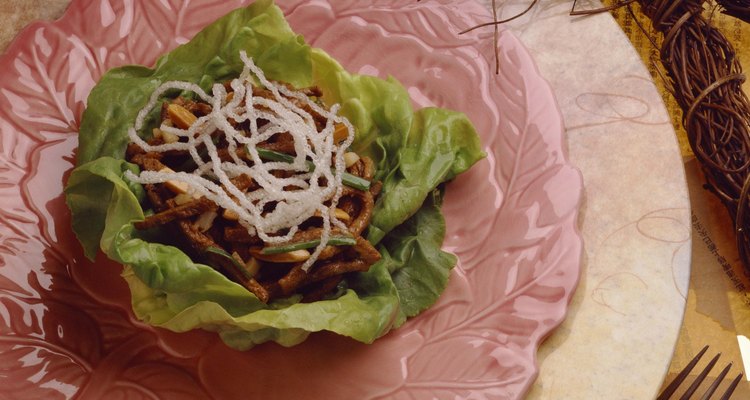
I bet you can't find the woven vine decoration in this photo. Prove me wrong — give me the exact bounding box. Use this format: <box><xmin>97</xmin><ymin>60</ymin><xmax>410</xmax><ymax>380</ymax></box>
<box><xmin>718</xmin><ymin>0</ymin><xmax>750</xmax><ymax>22</ymax></box>
<box><xmin>617</xmin><ymin>0</ymin><xmax>750</xmax><ymax>274</ymax></box>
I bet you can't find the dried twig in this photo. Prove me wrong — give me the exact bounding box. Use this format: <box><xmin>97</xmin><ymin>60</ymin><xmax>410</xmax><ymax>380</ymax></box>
<box><xmin>717</xmin><ymin>0</ymin><xmax>750</xmax><ymax>22</ymax></box>
<box><xmin>458</xmin><ymin>0</ymin><xmax>540</xmax><ymax>74</ymax></box>
<box><xmin>570</xmin><ymin>0</ymin><xmax>637</xmax><ymax>16</ymax></box>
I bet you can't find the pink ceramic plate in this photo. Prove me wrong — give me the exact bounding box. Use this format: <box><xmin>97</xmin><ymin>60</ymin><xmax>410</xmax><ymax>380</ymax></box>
<box><xmin>0</xmin><ymin>0</ymin><xmax>582</xmax><ymax>398</ymax></box>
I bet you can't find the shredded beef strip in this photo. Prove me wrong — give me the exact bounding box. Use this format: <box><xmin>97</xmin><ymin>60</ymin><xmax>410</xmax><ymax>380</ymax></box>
<box><xmin>302</xmin><ymin>276</ymin><xmax>343</xmax><ymax>303</ymax></box>
<box><xmin>134</xmin><ymin>197</ymin><xmax>215</xmax><ymax>230</ymax></box>
<box><xmin>128</xmin><ymin>91</ymin><xmax>383</xmax><ymax>303</ymax></box>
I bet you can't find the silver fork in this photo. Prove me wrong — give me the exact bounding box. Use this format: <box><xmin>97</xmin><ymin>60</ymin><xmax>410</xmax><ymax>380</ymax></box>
<box><xmin>656</xmin><ymin>346</ymin><xmax>744</xmax><ymax>400</ymax></box>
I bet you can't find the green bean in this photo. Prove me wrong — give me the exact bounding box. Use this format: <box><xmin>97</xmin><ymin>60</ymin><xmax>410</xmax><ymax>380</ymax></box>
<box><xmin>253</xmin><ymin>147</ymin><xmax>371</xmax><ymax>191</ymax></box>
<box><xmin>205</xmin><ymin>246</ymin><xmax>254</xmax><ymax>280</ymax></box>
<box><xmin>260</xmin><ymin>236</ymin><xmax>357</xmax><ymax>255</ymax></box>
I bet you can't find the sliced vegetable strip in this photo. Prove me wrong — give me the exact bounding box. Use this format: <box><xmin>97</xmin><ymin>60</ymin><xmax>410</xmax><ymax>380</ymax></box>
<box><xmin>255</xmin><ymin>147</ymin><xmax>371</xmax><ymax>191</ymax></box>
<box><xmin>260</xmin><ymin>236</ymin><xmax>357</xmax><ymax>255</ymax></box>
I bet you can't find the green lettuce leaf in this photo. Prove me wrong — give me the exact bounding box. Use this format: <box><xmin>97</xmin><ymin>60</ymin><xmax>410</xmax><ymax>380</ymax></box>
<box><xmin>367</xmin><ymin>107</ymin><xmax>484</xmax><ymax>244</ymax></box>
<box><xmin>65</xmin><ymin>1</ymin><xmax>484</xmax><ymax>349</ymax></box>
<box><xmin>376</xmin><ymin>189</ymin><xmax>457</xmax><ymax>326</ymax></box>
<box><xmin>76</xmin><ymin>0</ymin><xmax>313</xmax><ymax>165</ymax></box>
<box><xmin>64</xmin><ymin>157</ymin><xmax>144</xmax><ymax>259</ymax></box>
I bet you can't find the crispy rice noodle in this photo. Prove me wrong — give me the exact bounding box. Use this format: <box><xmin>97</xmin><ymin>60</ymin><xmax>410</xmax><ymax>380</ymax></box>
<box><xmin>124</xmin><ymin>52</ymin><xmax>380</xmax><ymax>302</ymax></box>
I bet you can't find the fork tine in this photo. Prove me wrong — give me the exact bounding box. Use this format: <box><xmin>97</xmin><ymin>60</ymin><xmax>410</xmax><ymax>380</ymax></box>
<box><xmin>679</xmin><ymin>353</ymin><xmax>721</xmax><ymax>400</ymax></box>
<box><xmin>657</xmin><ymin>345</ymin><xmax>709</xmax><ymax>400</ymax></box>
<box><xmin>717</xmin><ymin>372</ymin><xmax>743</xmax><ymax>400</ymax></box>
<box><xmin>699</xmin><ymin>363</ymin><xmax>732</xmax><ymax>400</ymax></box>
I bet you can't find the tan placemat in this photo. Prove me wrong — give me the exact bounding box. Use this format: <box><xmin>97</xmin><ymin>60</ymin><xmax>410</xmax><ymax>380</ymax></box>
<box><xmin>0</xmin><ymin>0</ymin><xmax>69</xmax><ymax>53</ymax></box>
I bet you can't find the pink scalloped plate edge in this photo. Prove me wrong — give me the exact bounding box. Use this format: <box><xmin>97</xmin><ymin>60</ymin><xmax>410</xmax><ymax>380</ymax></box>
<box><xmin>0</xmin><ymin>0</ymin><xmax>582</xmax><ymax>399</ymax></box>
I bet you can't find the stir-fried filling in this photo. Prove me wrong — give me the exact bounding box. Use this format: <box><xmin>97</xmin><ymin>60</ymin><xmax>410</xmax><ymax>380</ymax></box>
<box><xmin>124</xmin><ymin>52</ymin><xmax>382</xmax><ymax>303</ymax></box>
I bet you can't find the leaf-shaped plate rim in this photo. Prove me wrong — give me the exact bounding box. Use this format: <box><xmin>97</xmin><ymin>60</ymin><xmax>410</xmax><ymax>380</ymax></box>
<box><xmin>0</xmin><ymin>0</ymin><xmax>583</xmax><ymax>398</ymax></box>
